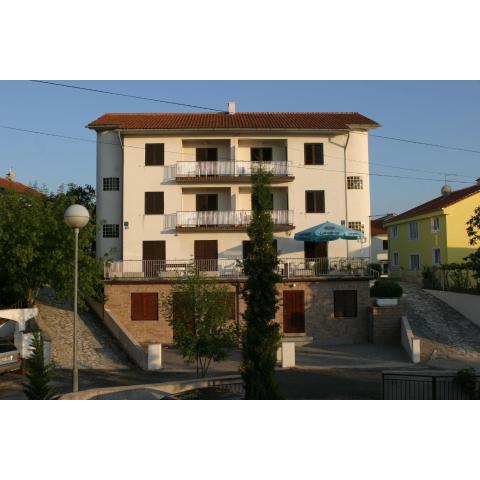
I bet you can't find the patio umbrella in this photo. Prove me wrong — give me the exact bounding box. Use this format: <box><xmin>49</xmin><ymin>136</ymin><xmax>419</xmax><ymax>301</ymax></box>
<box><xmin>294</xmin><ymin>221</ymin><xmax>364</xmax><ymax>242</ymax></box>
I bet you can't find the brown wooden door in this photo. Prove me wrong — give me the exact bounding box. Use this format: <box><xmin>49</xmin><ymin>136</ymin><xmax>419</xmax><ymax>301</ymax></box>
<box><xmin>143</xmin><ymin>241</ymin><xmax>166</xmax><ymax>276</ymax></box>
<box><xmin>283</xmin><ymin>290</ymin><xmax>305</xmax><ymax>333</ymax></box>
<box><xmin>304</xmin><ymin>241</ymin><xmax>328</xmax><ymax>259</ymax></box>
<box><xmin>194</xmin><ymin>240</ymin><xmax>218</xmax><ymax>271</ymax></box>
<box><xmin>196</xmin><ymin>194</ymin><xmax>218</xmax><ymax>211</ymax></box>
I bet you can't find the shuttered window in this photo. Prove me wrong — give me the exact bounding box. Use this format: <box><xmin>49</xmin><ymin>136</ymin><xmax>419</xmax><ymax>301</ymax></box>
<box><xmin>334</xmin><ymin>290</ymin><xmax>357</xmax><ymax>318</ymax></box>
<box><xmin>305</xmin><ymin>190</ymin><xmax>325</xmax><ymax>213</ymax></box>
<box><xmin>251</xmin><ymin>147</ymin><xmax>273</xmax><ymax>162</ymax></box>
<box><xmin>145</xmin><ymin>144</ymin><xmax>164</xmax><ymax>166</ymax></box>
<box><xmin>145</xmin><ymin>192</ymin><xmax>164</xmax><ymax>214</ymax></box>
<box><xmin>304</xmin><ymin>143</ymin><xmax>324</xmax><ymax>165</ymax></box>
<box><xmin>131</xmin><ymin>293</ymin><xmax>158</xmax><ymax>321</ymax></box>
<box><xmin>196</xmin><ymin>148</ymin><xmax>218</xmax><ymax>161</ymax></box>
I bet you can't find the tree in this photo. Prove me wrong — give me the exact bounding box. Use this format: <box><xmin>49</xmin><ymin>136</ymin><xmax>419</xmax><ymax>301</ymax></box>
<box><xmin>465</xmin><ymin>206</ymin><xmax>480</xmax><ymax>281</ymax></box>
<box><xmin>163</xmin><ymin>269</ymin><xmax>238</xmax><ymax>377</ymax></box>
<box><xmin>23</xmin><ymin>331</ymin><xmax>57</xmax><ymax>400</ymax></box>
<box><xmin>240</xmin><ymin>169</ymin><xmax>282</xmax><ymax>399</ymax></box>
<box><xmin>0</xmin><ymin>183</ymin><xmax>103</xmax><ymax>308</ymax></box>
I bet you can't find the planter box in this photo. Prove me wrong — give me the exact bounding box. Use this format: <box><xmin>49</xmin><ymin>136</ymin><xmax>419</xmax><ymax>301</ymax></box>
<box><xmin>376</xmin><ymin>298</ymin><xmax>399</xmax><ymax>306</ymax></box>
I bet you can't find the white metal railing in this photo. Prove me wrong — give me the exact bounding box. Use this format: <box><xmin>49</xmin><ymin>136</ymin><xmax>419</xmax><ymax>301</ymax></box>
<box><xmin>104</xmin><ymin>257</ymin><xmax>372</xmax><ymax>280</ymax></box>
<box><xmin>175</xmin><ymin>161</ymin><xmax>291</xmax><ymax>177</ymax></box>
<box><xmin>176</xmin><ymin>210</ymin><xmax>293</xmax><ymax>228</ymax></box>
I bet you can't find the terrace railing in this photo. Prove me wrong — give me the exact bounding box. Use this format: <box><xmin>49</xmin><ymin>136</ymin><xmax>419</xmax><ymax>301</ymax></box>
<box><xmin>176</xmin><ymin>210</ymin><xmax>293</xmax><ymax>228</ymax></box>
<box><xmin>175</xmin><ymin>161</ymin><xmax>291</xmax><ymax>178</ymax></box>
<box><xmin>104</xmin><ymin>257</ymin><xmax>372</xmax><ymax>280</ymax></box>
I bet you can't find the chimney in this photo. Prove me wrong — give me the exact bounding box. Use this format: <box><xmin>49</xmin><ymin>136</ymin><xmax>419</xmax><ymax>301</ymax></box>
<box><xmin>228</xmin><ymin>101</ymin><xmax>236</xmax><ymax>115</ymax></box>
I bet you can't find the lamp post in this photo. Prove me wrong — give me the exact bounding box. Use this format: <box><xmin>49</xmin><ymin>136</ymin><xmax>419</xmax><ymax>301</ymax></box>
<box><xmin>64</xmin><ymin>204</ymin><xmax>90</xmax><ymax>393</ymax></box>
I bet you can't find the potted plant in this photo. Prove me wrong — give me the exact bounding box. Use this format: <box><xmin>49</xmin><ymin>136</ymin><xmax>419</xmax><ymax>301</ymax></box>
<box><xmin>370</xmin><ymin>279</ymin><xmax>403</xmax><ymax>306</ymax></box>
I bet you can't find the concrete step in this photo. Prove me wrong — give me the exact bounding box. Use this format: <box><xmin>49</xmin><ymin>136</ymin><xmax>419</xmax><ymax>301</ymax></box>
<box><xmin>282</xmin><ymin>334</ymin><xmax>313</xmax><ymax>347</ymax></box>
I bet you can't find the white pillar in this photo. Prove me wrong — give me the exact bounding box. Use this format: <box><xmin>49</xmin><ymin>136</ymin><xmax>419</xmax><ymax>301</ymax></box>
<box><xmin>147</xmin><ymin>344</ymin><xmax>162</xmax><ymax>370</ymax></box>
<box><xmin>281</xmin><ymin>342</ymin><xmax>295</xmax><ymax>368</ymax></box>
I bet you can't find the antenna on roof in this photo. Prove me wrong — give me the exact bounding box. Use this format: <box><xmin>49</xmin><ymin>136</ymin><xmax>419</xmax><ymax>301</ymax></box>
<box><xmin>441</xmin><ymin>175</ymin><xmax>452</xmax><ymax>196</ymax></box>
<box><xmin>5</xmin><ymin>167</ymin><xmax>15</xmax><ymax>181</ymax></box>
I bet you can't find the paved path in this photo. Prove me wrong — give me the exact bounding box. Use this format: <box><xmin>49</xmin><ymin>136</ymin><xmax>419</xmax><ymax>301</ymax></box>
<box><xmin>425</xmin><ymin>289</ymin><xmax>480</xmax><ymax>328</ymax></box>
<box><xmin>400</xmin><ymin>282</ymin><xmax>480</xmax><ymax>363</ymax></box>
<box><xmin>35</xmin><ymin>288</ymin><xmax>132</xmax><ymax>370</ymax></box>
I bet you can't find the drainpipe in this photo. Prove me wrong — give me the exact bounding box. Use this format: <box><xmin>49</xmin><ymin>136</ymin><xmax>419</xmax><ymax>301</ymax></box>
<box><xmin>343</xmin><ymin>132</ymin><xmax>350</xmax><ymax>257</ymax></box>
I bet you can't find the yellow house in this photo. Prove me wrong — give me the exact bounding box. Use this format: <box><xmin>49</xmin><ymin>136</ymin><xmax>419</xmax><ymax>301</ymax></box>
<box><xmin>384</xmin><ymin>182</ymin><xmax>480</xmax><ymax>280</ymax></box>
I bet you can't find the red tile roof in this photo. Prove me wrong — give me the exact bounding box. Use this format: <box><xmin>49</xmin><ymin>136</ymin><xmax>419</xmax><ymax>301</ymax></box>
<box><xmin>0</xmin><ymin>178</ymin><xmax>41</xmax><ymax>196</ymax></box>
<box><xmin>385</xmin><ymin>184</ymin><xmax>480</xmax><ymax>224</ymax></box>
<box><xmin>371</xmin><ymin>214</ymin><xmax>396</xmax><ymax>235</ymax></box>
<box><xmin>87</xmin><ymin>112</ymin><xmax>379</xmax><ymax>131</ymax></box>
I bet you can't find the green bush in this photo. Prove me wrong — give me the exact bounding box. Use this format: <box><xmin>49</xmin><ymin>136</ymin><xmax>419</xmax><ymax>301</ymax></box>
<box><xmin>370</xmin><ymin>279</ymin><xmax>403</xmax><ymax>298</ymax></box>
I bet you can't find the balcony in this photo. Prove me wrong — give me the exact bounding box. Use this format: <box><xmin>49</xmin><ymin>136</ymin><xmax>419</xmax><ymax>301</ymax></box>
<box><xmin>175</xmin><ymin>209</ymin><xmax>294</xmax><ymax>232</ymax></box>
<box><xmin>175</xmin><ymin>161</ymin><xmax>294</xmax><ymax>183</ymax></box>
<box><xmin>104</xmin><ymin>257</ymin><xmax>374</xmax><ymax>280</ymax></box>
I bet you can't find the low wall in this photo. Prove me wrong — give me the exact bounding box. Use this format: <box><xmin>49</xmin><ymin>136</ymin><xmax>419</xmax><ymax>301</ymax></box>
<box><xmin>86</xmin><ymin>297</ymin><xmax>148</xmax><ymax>370</ymax></box>
<box><xmin>60</xmin><ymin>374</ymin><xmax>243</xmax><ymax>400</ymax></box>
<box><xmin>368</xmin><ymin>305</ymin><xmax>402</xmax><ymax>345</ymax></box>
<box><xmin>401</xmin><ymin>316</ymin><xmax>420</xmax><ymax>363</ymax></box>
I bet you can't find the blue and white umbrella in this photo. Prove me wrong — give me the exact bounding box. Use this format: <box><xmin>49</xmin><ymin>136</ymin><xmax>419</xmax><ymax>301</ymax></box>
<box><xmin>294</xmin><ymin>221</ymin><xmax>364</xmax><ymax>242</ymax></box>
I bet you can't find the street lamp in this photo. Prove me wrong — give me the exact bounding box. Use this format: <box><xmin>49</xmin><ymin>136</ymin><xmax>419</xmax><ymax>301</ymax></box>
<box><xmin>64</xmin><ymin>204</ymin><xmax>90</xmax><ymax>393</ymax></box>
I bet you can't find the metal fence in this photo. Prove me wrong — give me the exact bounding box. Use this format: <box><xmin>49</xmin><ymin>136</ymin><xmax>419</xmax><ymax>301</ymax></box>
<box><xmin>382</xmin><ymin>372</ymin><xmax>480</xmax><ymax>400</ymax></box>
<box><xmin>104</xmin><ymin>257</ymin><xmax>372</xmax><ymax>280</ymax></box>
<box><xmin>176</xmin><ymin>209</ymin><xmax>293</xmax><ymax>228</ymax></box>
<box><xmin>175</xmin><ymin>161</ymin><xmax>291</xmax><ymax>177</ymax></box>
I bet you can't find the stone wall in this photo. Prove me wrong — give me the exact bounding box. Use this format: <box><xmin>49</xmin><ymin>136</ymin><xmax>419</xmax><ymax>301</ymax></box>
<box><xmin>104</xmin><ymin>278</ymin><xmax>372</xmax><ymax>347</ymax></box>
<box><xmin>368</xmin><ymin>305</ymin><xmax>403</xmax><ymax>345</ymax></box>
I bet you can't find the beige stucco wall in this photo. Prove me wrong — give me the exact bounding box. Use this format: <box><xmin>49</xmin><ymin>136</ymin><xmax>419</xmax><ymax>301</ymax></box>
<box><xmin>96</xmin><ymin>131</ymin><xmax>372</xmax><ymax>261</ymax></box>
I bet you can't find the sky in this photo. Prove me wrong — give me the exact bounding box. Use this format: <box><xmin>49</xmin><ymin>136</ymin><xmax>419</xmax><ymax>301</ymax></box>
<box><xmin>0</xmin><ymin>80</ymin><xmax>479</xmax><ymax>215</ymax></box>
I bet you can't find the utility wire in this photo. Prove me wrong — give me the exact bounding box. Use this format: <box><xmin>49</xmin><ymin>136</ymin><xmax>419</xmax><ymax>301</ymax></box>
<box><xmin>30</xmin><ymin>80</ymin><xmax>480</xmax><ymax>157</ymax></box>
<box><xmin>30</xmin><ymin>80</ymin><xmax>226</xmax><ymax>113</ymax></box>
<box><xmin>0</xmin><ymin>123</ymin><xmax>474</xmax><ymax>185</ymax></box>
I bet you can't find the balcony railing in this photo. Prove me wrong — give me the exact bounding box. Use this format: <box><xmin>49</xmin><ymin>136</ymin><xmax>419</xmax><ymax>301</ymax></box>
<box><xmin>176</xmin><ymin>210</ymin><xmax>293</xmax><ymax>230</ymax></box>
<box><xmin>104</xmin><ymin>257</ymin><xmax>373</xmax><ymax>280</ymax></box>
<box><xmin>175</xmin><ymin>161</ymin><xmax>292</xmax><ymax>179</ymax></box>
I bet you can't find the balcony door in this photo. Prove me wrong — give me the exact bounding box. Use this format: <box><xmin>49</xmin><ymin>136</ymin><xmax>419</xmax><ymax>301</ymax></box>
<box><xmin>304</xmin><ymin>241</ymin><xmax>328</xmax><ymax>259</ymax></box>
<box><xmin>194</xmin><ymin>240</ymin><xmax>218</xmax><ymax>271</ymax></box>
<box><xmin>143</xmin><ymin>240</ymin><xmax>166</xmax><ymax>276</ymax></box>
<box><xmin>196</xmin><ymin>194</ymin><xmax>218</xmax><ymax>226</ymax></box>
<box><xmin>196</xmin><ymin>148</ymin><xmax>218</xmax><ymax>176</ymax></box>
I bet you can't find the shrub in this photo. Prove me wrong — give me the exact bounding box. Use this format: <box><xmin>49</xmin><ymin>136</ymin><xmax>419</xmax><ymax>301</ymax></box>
<box><xmin>370</xmin><ymin>279</ymin><xmax>403</xmax><ymax>298</ymax></box>
<box><xmin>368</xmin><ymin>263</ymin><xmax>382</xmax><ymax>275</ymax></box>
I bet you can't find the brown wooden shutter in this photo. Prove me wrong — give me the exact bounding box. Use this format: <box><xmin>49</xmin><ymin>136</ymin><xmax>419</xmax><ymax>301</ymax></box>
<box><xmin>334</xmin><ymin>290</ymin><xmax>357</xmax><ymax>318</ymax></box>
<box><xmin>306</xmin><ymin>191</ymin><xmax>314</xmax><ymax>212</ymax></box>
<box><xmin>145</xmin><ymin>144</ymin><xmax>164</xmax><ymax>166</ymax></box>
<box><xmin>131</xmin><ymin>293</ymin><xmax>158</xmax><ymax>321</ymax></box>
<box><xmin>145</xmin><ymin>192</ymin><xmax>164</xmax><ymax>214</ymax></box>
<box><xmin>143</xmin><ymin>241</ymin><xmax>166</xmax><ymax>260</ymax></box>
<box><xmin>316</xmin><ymin>191</ymin><xmax>325</xmax><ymax>213</ymax></box>
<box><xmin>304</xmin><ymin>144</ymin><xmax>313</xmax><ymax>165</ymax></box>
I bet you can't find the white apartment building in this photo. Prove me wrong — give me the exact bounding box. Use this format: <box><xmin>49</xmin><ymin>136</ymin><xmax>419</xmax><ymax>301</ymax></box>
<box><xmin>88</xmin><ymin>105</ymin><xmax>379</xmax><ymax>271</ymax></box>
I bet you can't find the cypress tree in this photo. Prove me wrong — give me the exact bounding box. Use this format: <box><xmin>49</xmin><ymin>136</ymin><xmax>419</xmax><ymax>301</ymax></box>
<box><xmin>241</xmin><ymin>169</ymin><xmax>282</xmax><ymax>399</ymax></box>
<box><xmin>23</xmin><ymin>331</ymin><xmax>57</xmax><ymax>400</ymax></box>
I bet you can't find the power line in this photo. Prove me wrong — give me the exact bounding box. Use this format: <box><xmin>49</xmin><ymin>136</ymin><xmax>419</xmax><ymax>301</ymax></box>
<box><xmin>29</xmin><ymin>81</ymin><xmax>480</xmax><ymax>156</ymax></box>
<box><xmin>0</xmin><ymin>123</ymin><xmax>474</xmax><ymax>185</ymax></box>
<box><xmin>30</xmin><ymin>80</ymin><xmax>226</xmax><ymax>113</ymax></box>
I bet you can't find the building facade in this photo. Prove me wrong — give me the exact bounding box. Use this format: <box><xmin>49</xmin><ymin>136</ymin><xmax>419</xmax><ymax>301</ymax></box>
<box><xmin>385</xmin><ymin>183</ymin><xmax>480</xmax><ymax>280</ymax></box>
<box><xmin>87</xmin><ymin>107</ymin><xmax>380</xmax><ymax>349</ymax></box>
<box><xmin>370</xmin><ymin>214</ymin><xmax>395</xmax><ymax>275</ymax></box>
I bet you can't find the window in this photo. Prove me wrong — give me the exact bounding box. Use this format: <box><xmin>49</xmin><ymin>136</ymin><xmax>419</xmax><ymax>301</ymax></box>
<box><xmin>103</xmin><ymin>177</ymin><xmax>120</xmax><ymax>191</ymax></box>
<box><xmin>393</xmin><ymin>252</ymin><xmax>399</xmax><ymax>266</ymax></box>
<box><xmin>433</xmin><ymin>248</ymin><xmax>441</xmax><ymax>266</ymax></box>
<box><xmin>391</xmin><ymin>226</ymin><xmax>398</xmax><ymax>239</ymax></box>
<box><xmin>382</xmin><ymin>239</ymin><xmax>389</xmax><ymax>250</ymax></box>
<box><xmin>251</xmin><ymin>147</ymin><xmax>272</xmax><ymax>162</ymax></box>
<box><xmin>194</xmin><ymin>240</ymin><xmax>218</xmax><ymax>271</ymax></box>
<box><xmin>409</xmin><ymin>222</ymin><xmax>419</xmax><ymax>240</ymax></box>
<box><xmin>131</xmin><ymin>293</ymin><xmax>158</xmax><ymax>321</ymax></box>
<box><xmin>409</xmin><ymin>254</ymin><xmax>420</xmax><ymax>271</ymax></box>
<box><xmin>304</xmin><ymin>143</ymin><xmax>324</xmax><ymax>165</ymax></box>
<box><xmin>431</xmin><ymin>216</ymin><xmax>440</xmax><ymax>233</ymax></box>
<box><xmin>145</xmin><ymin>143</ymin><xmax>164</xmax><ymax>166</ymax></box>
<box><xmin>348</xmin><ymin>221</ymin><xmax>364</xmax><ymax>233</ymax></box>
<box><xmin>196</xmin><ymin>148</ymin><xmax>218</xmax><ymax>162</ymax></box>
<box><xmin>334</xmin><ymin>290</ymin><xmax>357</xmax><ymax>318</ymax></box>
<box><xmin>196</xmin><ymin>194</ymin><xmax>218</xmax><ymax>211</ymax></box>
<box><xmin>347</xmin><ymin>176</ymin><xmax>363</xmax><ymax>190</ymax></box>
<box><xmin>145</xmin><ymin>192</ymin><xmax>164</xmax><ymax>215</ymax></box>
<box><xmin>305</xmin><ymin>190</ymin><xmax>325</xmax><ymax>213</ymax></box>
<box><xmin>102</xmin><ymin>224</ymin><xmax>119</xmax><ymax>238</ymax></box>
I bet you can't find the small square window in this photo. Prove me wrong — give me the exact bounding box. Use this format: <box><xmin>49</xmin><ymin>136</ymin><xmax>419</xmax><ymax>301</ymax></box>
<box><xmin>145</xmin><ymin>144</ymin><xmax>164</xmax><ymax>166</ymax></box>
<box><xmin>103</xmin><ymin>177</ymin><xmax>120</xmax><ymax>191</ymax></box>
<box><xmin>304</xmin><ymin>143</ymin><xmax>324</xmax><ymax>165</ymax></box>
<box><xmin>102</xmin><ymin>224</ymin><xmax>119</xmax><ymax>238</ymax></box>
<box><xmin>348</xmin><ymin>221</ymin><xmax>364</xmax><ymax>233</ymax></box>
<box><xmin>347</xmin><ymin>176</ymin><xmax>363</xmax><ymax>190</ymax></box>
<box><xmin>334</xmin><ymin>290</ymin><xmax>357</xmax><ymax>318</ymax></box>
<box><xmin>305</xmin><ymin>190</ymin><xmax>325</xmax><ymax>213</ymax></box>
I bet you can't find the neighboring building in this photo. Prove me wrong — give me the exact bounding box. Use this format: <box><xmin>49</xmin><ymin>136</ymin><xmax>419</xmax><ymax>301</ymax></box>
<box><xmin>87</xmin><ymin>106</ymin><xmax>380</xmax><ymax>348</ymax></box>
<box><xmin>0</xmin><ymin>171</ymin><xmax>41</xmax><ymax>197</ymax></box>
<box><xmin>384</xmin><ymin>182</ymin><xmax>480</xmax><ymax>281</ymax></box>
<box><xmin>370</xmin><ymin>214</ymin><xmax>396</xmax><ymax>275</ymax></box>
